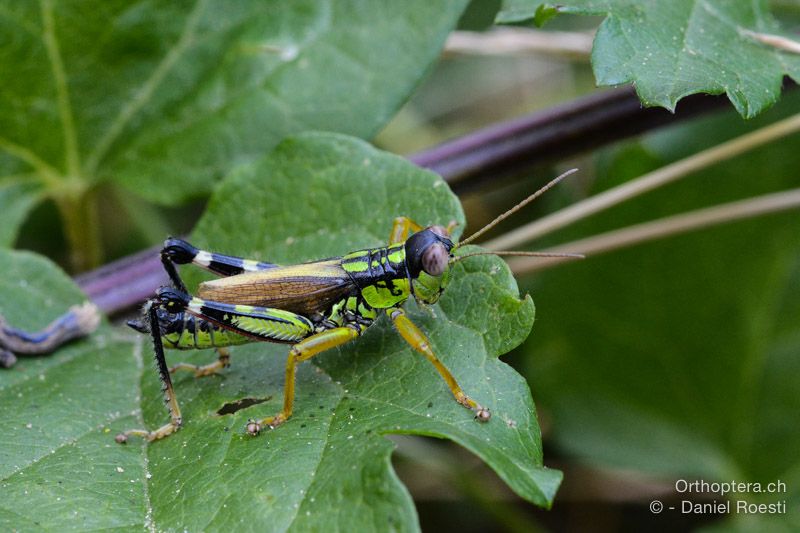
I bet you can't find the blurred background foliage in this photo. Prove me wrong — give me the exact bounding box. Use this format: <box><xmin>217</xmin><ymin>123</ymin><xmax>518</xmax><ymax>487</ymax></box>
<box><xmin>377</xmin><ymin>4</ymin><xmax>800</xmax><ymax>532</ymax></box>
<box><xmin>3</xmin><ymin>0</ymin><xmax>800</xmax><ymax>531</ymax></box>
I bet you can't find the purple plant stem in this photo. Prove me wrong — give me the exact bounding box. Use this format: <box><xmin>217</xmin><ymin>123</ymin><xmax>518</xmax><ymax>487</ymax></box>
<box><xmin>77</xmin><ymin>86</ymin><xmax>731</xmax><ymax>316</ymax></box>
<box><xmin>74</xmin><ymin>245</ymin><xmax>168</xmax><ymax>316</ymax></box>
<box><xmin>411</xmin><ymin>86</ymin><xmax>729</xmax><ymax>192</ymax></box>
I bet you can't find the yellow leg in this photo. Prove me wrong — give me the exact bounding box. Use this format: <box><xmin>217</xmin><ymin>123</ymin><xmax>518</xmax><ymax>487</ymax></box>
<box><xmin>169</xmin><ymin>347</ymin><xmax>231</xmax><ymax>377</ymax></box>
<box><xmin>389</xmin><ymin>216</ymin><xmax>424</xmax><ymax>244</ymax></box>
<box><xmin>115</xmin><ymin>370</ymin><xmax>183</xmax><ymax>443</ymax></box>
<box><xmin>246</xmin><ymin>327</ymin><xmax>360</xmax><ymax>435</ymax></box>
<box><xmin>388</xmin><ymin>308</ymin><xmax>490</xmax><ymax>421</ymax></box>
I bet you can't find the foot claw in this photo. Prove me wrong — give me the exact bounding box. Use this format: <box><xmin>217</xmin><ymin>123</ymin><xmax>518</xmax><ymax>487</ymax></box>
<box><xmin>456</xmin><ymin>394</ymin><xmax>491</xmax><ymax>422</ymax></box>
<box><xmin>475</xmin><ymin>407</ymin><xmax>491</xmax><ymax>422</ymax></box>
<box><xmin>246</xmin><ymin>420</ymin><xmax>261</xmax><ymax>436</ymax></box>
<box><xmin>246</xmin><ymin>414</ymin><xmax>286</xmax><ymax>435</ymax></box>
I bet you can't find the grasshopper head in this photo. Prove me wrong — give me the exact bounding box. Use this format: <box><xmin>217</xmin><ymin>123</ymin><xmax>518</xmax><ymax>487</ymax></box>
<box><xmin>127</xmin><ymin>289</ymin><xmax>189</xmax><ymax>334</ymax></box>
<box><xmin>405</xmin><ymin>225</ymin><xmax>454</xmax><ymax>305</ymax></box>
<box><xmin>403</xmin><ymin>170</ymin><xmax>586</xmax><ymax>306</ymax></box>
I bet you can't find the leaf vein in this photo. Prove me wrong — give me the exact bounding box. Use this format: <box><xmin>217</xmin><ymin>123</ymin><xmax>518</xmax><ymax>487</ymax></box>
<box><xmin>85</xmin><ymin>0</ymin><xmax>207</xmax><ymax>174</ymax></box>
<box><xmin>40</xmin><ymin>0</ymin><xmax>80</xmax><ymax>177</ymax></box>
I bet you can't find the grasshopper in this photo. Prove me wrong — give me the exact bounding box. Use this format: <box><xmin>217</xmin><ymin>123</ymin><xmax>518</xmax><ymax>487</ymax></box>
<box><xmin>117</xmin><ymin>171</ymin><xmax>581</xmax><ymax>443</ymax></box>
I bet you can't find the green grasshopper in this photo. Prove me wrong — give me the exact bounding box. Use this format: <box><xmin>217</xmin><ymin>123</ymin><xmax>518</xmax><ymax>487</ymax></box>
<box><xmin>116</xmin><ymin>171</ymin><xmax>581</xmax><ymax>443</ymax></box>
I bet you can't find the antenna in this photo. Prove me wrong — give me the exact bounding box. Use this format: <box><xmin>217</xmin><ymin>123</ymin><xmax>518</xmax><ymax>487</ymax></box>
<box><xmin>459</xmin><ymin>168</ymin><xmax>578</xmax><ymax>246</ymax></box>
<box><xmin>451</xmin><ymin>250</ymin><xmax>584</xmax><ymax>264</ymax></box>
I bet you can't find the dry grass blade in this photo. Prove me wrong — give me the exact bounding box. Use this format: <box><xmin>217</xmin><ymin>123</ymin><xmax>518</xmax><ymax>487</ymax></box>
<box><xmin>483</xmin><ymin>113</ymin><xmax>800</xmax><ymax>251</ymax></box>
<box><xmin>507</xmin><ymin>188</ymin><xmax>800</xmax><ymax>275</ymax></box>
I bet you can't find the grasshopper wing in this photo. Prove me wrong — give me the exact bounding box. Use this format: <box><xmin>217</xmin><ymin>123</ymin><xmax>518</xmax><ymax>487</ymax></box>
<box><xmin>197</xmin><ymin>259</ymin><xmax>355</xmax><ymax>316</ymax></box>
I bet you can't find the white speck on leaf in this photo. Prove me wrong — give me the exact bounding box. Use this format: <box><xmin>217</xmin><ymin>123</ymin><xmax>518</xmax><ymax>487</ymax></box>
<box><xmin>280</xmin><ymin>44</ymin><xmax>299</xmax><ymax>61</ymax></box>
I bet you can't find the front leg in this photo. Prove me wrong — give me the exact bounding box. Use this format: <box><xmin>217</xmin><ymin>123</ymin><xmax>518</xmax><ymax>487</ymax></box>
<box><xmin>389</xmin><ymin>217</ymin><xmax>424</xmax><ymax>244</ymax></box>
<box><xmin>388</xmin><ymin>217</ymin><xmax>459</xmax><ymax>245</ymax></box>
<box><xmin>387</xmin><ymin>307</ymin><xmax>490</xmax><ymax>421</ymax></box>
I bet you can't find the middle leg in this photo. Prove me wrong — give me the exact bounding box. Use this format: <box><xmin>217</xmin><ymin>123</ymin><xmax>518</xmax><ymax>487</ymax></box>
<box><xmin>129</xmin><ymin>305</ymin><xmax>247</xmax><ymax>379</ymax></box>
<box><xmin>246</xmin><ymin>326</ymin><xmax>361</xmax><ymax>435</ymax></box>
<box><xmin>169</xmin><ymin>346</ymin><xmax>231</xmax><ymax>377</ymax></box>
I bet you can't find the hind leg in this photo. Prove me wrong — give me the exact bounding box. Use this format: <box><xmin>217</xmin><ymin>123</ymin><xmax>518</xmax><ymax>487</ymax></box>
<box><xmin>159</xmin><ymin>237</ymin><xmax>279</xmax><ymax>292</ymax></box>
<box><xmin>116</xmin><ymin>300</ymin><xmax>183</xmax><ymax>443</ymax></box>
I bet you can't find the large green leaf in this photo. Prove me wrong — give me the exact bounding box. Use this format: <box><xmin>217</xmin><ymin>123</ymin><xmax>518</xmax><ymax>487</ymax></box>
<box><xmin>0</xmin><ymin>250</ymin><xmax>142</xmax><ymax>529</ymax></box>
<box><xmin>0</xmin><ymin>133</ymin><xmax>558</xmax><ymax>531</ymax></box>
<box><xmin>497</xmin><ymin>1</ymin><xmax>800</xmax><ymax>118</ymax></box>
<box><xmin>0</xmin><ymin>178</ymin><xmax>43</xmax><ymax>247</ymax></box>
<box><xmin>520</xmin><ymin>100</ymin><xmax>800</xmax><ymax>528</ymax></box>
<box><xmin>0</xmin><ymin>0</ymin><xmax>468</xmax><ymax>241</ymax></box>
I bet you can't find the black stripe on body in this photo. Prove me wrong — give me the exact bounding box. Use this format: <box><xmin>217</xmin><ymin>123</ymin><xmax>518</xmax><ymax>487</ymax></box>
<box><xmin>314</xmin><ymin>293</ymin><xmax>377</xmax><ymax>332</ymax></box>
<box><xmin>191</xmin><ymin>300</ymin><xmax>312</xmax><ymax>344</ymax></box>
<box><xmin>343</xmin><ymin>248</ymin><xmax>409</xmax><ymax>289</ymax></box>
<box><xmin>198</xmin><ymin>302</ymin><xmax>293</xmax><ymax>326</ymax></box>
<box><xmin>156</xmin><ymin>309</ymin><xmax>216</xmax><ymax>349</ymax></box>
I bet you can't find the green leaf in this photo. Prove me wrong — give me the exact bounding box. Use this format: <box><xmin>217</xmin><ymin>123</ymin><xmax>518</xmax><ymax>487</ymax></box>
<box><xmin>177</xmin><ymin>132</ymin><xmax>555</xmax><ymax>525</ymax></box>
<box><xmin>458</xmin><ymin>0</ymin><xmax>503</xmax><ymax>31</ymax></box>
<box><xmin>0</xmin><ymin>178</ymin><xmax>43</xmax><ymax>247</ymax></box>
<box><xmin>497</xmin><ymin>1</ymin><xmax>800</xmax><ymax>117</ymax></box>
<box><xmin>0</xmin><ymin>0</ymin><xmax>468</xmax><ymax>227</ymax></box>
<box><xmin>0</xmin><ymin>134</ymin><xmax>559</xmax><ymax>531</ymax></box>
<box><xmin>0</xmin><ymin>250</ymin><xmax>143</xmax><ymax>529</ymax></box>
<box><xmin>497</xmin><ymin>1</ymin><xmax>559</xmax><ymax>26</ymax></box>
<box><xmin>521</xmin><ymin>102</ymin><xmax>800</xmax><ymax>528</ymax></box>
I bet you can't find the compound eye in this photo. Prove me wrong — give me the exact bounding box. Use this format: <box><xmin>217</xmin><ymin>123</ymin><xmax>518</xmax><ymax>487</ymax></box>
<box><xmin>421</xmin><ymin>243</ymin><xmax>448</xmax><ymax>276</ymax></box>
